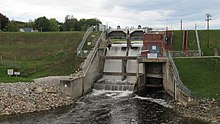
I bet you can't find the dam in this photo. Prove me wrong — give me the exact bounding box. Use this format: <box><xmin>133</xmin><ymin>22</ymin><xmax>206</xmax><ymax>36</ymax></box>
<box><xmin>60</xmin><ymin>27</ymin><xmax>192</xmax><ymax>105</ymax></box>
<box><xmin>0</xmin><ymin>27</ymin><xmax>202</xmax><ymax>124</ymax></box>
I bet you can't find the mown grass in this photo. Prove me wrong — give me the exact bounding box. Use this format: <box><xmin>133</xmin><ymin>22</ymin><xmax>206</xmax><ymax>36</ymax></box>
<box><xmin>174</xmin><ymin>58</ymin><xmax>220</xmax><ymax>99</ymax></box>
<box><xmin>172</xmin><ymin>30</ymin><xmax>183</xmax><ymax>51</ymax></box>
<box><xmin>0</xmin><ymin>32</ymin><xmax>85</xmax><ymax>82</ymax></box>
<box><xmin>173</xmin><ymin>30</ymin><xmax>220</xmax><ymax>55</ymax></box>
<box><xmin>82</xmin><ymin>32</ymin><xmax>101</xmax><ymax>51</ymax></box>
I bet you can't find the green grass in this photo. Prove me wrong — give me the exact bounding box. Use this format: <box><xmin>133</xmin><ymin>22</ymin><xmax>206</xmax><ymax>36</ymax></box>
<box><xmin>172</xmin><ymin>30</ymin><xmax>183</xmax><ymax>51</ymax></box>
<box><xmin>174</xmin><ymin>58</ymin><xmax>220</xmax><ymax>99</ymax></box>
<box><xmin>173</xmin><ymin>30</ymin><xmax>198</xmax><ymax>51</ymax></box>
<box><xmin>173</xmin><ymin>30</ymin><xmax>220</xmax><ymax>55</ymax></box>
<box><xmin>0</xmin><ymin>32</ymin><xmax>85</xmax><ymax>82</ymax></box>
<box><xmin>198</xmin><ymin>30</ymin><xmax>220</xmax><ymax>56</ymax></box>
<box><xmin>82</xmin><ymin>32</ymin><xmax>101</xmax><ymax>51</ymax></box>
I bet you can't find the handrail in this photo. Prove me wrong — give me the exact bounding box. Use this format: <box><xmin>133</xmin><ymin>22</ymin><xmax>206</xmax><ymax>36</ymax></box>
<box><xmin>94</xmin><ymin>30</ymin><xmax>105</xmax><ymax>48</ymax></box>
<box><xmin>170</xmin><ymin>50</ymin><xmax>200</xmax><ymax>57</ymax></box>
<box><xmin>77</xmin><ymin>26</ymin><xmax>94</xmax><ymax>56</ymax></box>
<box><xmin>167</xmin><ymin>51</ymin><xmax>191</xmax><ymax>96</ymax></box>
<box><xmin>82</xmin><ymin>31</ymin><xmax>106</xmax><ymax>75</ymax></box>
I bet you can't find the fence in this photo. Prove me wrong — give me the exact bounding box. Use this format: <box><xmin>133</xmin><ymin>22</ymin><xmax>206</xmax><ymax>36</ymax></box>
<box><xmin>170</xmin><ymin>50</ymin><xmax>201</xmax><ymax>57</ymax></box>
<box><xmin>167</xmin><ymin>51</ymin><xmax>191</xmax><ymax>96</ymax></box>
<box><xmin>0</xmin><ymin>56</ymin><xmax>20</xmax><ymax>67</ymax></box>
<box><xmin>77</xmin><ymin>26</ymin><xmax>94</xmax><ymax>56</ymax></box>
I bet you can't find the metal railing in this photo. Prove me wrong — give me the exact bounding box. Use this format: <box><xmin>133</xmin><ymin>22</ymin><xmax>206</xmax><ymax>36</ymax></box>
<box><xmin>94</xmin><ymin>30</ymin><xmax>105</xmax><ymax>48</ymax></box>
<box><xmin>167</xmin><ymin>51</ymin><xmax>191</xmax><ymax>96</ymax></box>
<box><xmin>81</xmin><ymin>31</ymin><xmax>106</xmax><ymax>73</ymax></box>
<box><xmin>77</xmin><ymin>26</ymin><xmax>94</xmax><ymax>56</ymax></box>
<box><xmin>170</xmin><ymin>50</ymin><xmax>201</xmax><ymax>57</ymax></box>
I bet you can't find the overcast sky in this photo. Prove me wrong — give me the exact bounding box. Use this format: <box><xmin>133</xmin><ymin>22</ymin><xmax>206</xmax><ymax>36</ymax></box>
<box><xmin>1</xmin><ymin>0</ymin><xmax>220</xmax><ymax>29</ymax></box>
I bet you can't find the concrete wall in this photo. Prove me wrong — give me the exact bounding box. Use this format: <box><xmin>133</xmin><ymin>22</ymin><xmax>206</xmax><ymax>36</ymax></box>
<box><xmin>83</xmin><ymin>48</ymin><xmax>106</xmax><ymax>93</ymax></box>
<box><xmin>60</xmin><ymin>77</ymin><xmax>83</xmax><ymax>99</ymax></box>
<box><xmin>60</xmin><ymin>48</ymin><xmax>106</xmax><ymax>99</ymax></box>
<box><xmin>163</xmin><ymin>61</ymin><xmax>191</xmax><ymax>104</ymax></box>
<box><xmin>163</xmin><ymin>62</ymin><xmax>175</xmax><ymax>98</ymax></box>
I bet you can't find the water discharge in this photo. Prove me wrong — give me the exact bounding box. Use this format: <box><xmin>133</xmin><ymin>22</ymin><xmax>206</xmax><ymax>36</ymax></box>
<box><xmin>96</xmin><ymin>44</ymin><xmax>143</xmax><ymax>91</ymax></box>
<box><xmin>0</xmin><ymin>90</ymin><xmax>207</xmax><ymax>124</ymax></box>
<box><xmin>103</xmin><ymin>44</ymin><xmax>127</xmax><ymax>81</ymax></box>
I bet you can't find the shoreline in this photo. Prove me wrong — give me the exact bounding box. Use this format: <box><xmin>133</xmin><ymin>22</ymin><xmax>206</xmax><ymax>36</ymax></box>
<box><xmin>0</xmin><ymin>76</ymin><xmax>75</xmax><ymax>116</ymax></box>
<box><xmin>0</xmin><ymin>80</ymin><xmax>219</xmax><ymax>123</ymax></box>
<box><xmin>169</xmin><ymin>98</ymin><xmax>220</xmax><ymax>123</ymax></box>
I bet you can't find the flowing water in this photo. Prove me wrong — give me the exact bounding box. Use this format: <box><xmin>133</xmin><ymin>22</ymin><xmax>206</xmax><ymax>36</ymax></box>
<box><xmin>103</xmin><ymin>44</ymin><xmax>127</xmax><ymax>81</ymax></box>
<box><xmin>126</xmin><ymin>44</ymin><xmax>143</xmax><ymax>83</ymax></box>
<box><xmin>97</xmin><ymin>44</ymin><xmax>143</xmax><ymax>91</ymax></box>
<box><xmin>0</xmin><ymin>90</ymin><xmax>207</xmax><ymax>124</ymax></box>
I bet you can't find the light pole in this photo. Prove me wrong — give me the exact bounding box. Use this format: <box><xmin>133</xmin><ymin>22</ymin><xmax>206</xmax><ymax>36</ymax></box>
<box><xmin>206</xmin><ymin>13</ymin><xmax>211</xmax><ymax>48</ymax></box>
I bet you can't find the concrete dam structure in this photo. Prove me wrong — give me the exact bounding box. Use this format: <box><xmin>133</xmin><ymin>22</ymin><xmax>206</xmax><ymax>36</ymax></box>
<box><xmin>60</xmin><ymin>27</ymin><xmax>193</xmax><ymax>105</ymax></box>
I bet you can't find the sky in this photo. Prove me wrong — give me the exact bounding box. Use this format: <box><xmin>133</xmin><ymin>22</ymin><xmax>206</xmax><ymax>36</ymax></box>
<box><xmin>1</xmin><ymin>0</ymin><xmax>220</xmax><ymax>30</ymax></box>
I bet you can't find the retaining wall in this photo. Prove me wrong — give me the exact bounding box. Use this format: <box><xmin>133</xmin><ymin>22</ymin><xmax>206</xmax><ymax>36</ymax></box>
<box><xmin>60</xmin><ymin>47</ymin><xmax>106</xmax><ymax>99</ymax></box>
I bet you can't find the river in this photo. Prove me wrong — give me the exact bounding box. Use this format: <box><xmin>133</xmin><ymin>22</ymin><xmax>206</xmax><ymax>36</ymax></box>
<box><xmin>0</xmin><ymin>89</ymin><xmax>208</xmax><ymax>124</ymax></box>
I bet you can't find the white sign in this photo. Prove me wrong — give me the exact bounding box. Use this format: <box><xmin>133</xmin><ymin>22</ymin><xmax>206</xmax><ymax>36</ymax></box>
<box><xmin>14</xmin><ymin>72</ymin><xmax>20</xmax><ymax>76</ymax></box>
<box><xmin>152</xmin><ymin>46</ymin><xmax>157</xmax><ymax>50</ymax></box>
<box><xmin>7</xmin><ymin>69</ymin><xmax>14</xmax><ymax>76</ymax></box>
<box><xmin>147</xmin><ymin>53</ymin><xmax>158</xmax><ymax>59</ymax></box>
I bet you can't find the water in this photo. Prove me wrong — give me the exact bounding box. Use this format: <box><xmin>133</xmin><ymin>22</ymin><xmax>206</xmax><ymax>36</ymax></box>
<box><xmin>103</xmin><ymin>44</ymin><xmax>127</xmax><ymax>81</ymax></box>
<box><xmin>126</xmin><ymin>44</ymin><xmax>143</xmax><ymax>83</ymax></box>
<box><xmin>102</xmin><ymin>44</ymin><xmax>144</xmax><ymax>90</ymax></box>
<box><xmin>0</xmin><ymin>90</ymin><xmax>207</xmax><ymax>124</ymax></box>
<box><xmin>93</xmin><ymin>80</ymin><xmax>134</xmax><ymax>91</ymax></box>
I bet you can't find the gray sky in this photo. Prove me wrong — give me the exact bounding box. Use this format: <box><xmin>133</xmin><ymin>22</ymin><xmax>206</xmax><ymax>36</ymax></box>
<box><xmin>1</xmin><ymin>0</ymin><xmax>220</xmax><ymax>29</ymax></box>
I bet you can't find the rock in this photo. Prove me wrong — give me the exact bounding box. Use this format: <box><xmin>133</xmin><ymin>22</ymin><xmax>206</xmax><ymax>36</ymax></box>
<box><xmin>0</xmin><ymin>76</ymin><xmax>75</xmax><ymax>116</ymax></box>
<box><xmin>35</xmin><ymin>86</ymin><xmax>43</xmax><ymax>94</ymax></box>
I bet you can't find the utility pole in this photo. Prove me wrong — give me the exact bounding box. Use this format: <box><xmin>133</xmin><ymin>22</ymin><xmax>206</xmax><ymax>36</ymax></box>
<box><xmin>206</xmin><ymin>13</ymin><xmax>211</xmax><ymax>48</ymax></box>
<box><xmin>180</xmin><ymin>19</ymin><xmax>183</xmax><ymax>31</ymax></box>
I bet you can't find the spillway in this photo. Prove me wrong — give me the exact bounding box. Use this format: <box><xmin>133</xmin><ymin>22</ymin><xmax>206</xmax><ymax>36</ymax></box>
<box><xmin>94</xmin><ymin>43</ymin><xmax>143</xmax><ymax>91</ymax></box>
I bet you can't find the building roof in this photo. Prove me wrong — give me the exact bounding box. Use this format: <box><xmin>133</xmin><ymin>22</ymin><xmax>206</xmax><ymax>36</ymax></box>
<box><xmin>19</xmin><ymin>28</ymin><xmax>33</xmax><ymax>32</ymax></box>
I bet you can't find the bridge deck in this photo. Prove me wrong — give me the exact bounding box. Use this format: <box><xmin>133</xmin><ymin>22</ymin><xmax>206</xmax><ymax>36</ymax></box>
<box><xmin>103</xmin><ymin>56</ymin><xmax>137</xmax><ymax>60</ymax></box>
<box><xmin>137</xmin><ymin>57</ymin><xmax>167</xmax><ymax>63</ymax></box>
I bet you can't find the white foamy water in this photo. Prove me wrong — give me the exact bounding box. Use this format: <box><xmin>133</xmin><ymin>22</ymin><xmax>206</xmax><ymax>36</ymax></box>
<box><xmin>91</xmin><ymin>89</ymin><xmax>132</xmax><ymax>98</ymax></box>
<box><xmin>134</xmin><ymin>95</ymin><xmax>173</xmax><ymax>108</ymax></box>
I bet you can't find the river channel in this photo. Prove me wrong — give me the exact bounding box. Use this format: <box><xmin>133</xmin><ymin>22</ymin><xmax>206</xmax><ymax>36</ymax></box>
<box><xmin>0</xmin><ymin>90</ymin><xmax>207</xmax><ymax>124</ymax></box>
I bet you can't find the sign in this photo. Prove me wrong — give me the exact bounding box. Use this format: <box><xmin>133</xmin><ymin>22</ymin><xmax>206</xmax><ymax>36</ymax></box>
<box><xmin>152</xmin><ymin>46</ymin><xmax>157</xmax><ymax>50</ymax></box>
<box><xmin>14</xmin><ymin>72</ymin><xmax>20</xmax><ymax>76</ymax></box>
<box><xmin>147</xmin><ymin>53</ymin><xmax>158</xmax><ymax>59</ymax></box>
<box><xmin>87</xmin><ymin>42</ymin><xmax>91</xmax><ymax>45</ymax></box>
<box><xmin>7</xmin><ymin>69</ymin><xmax>14</xmax><ymax>76</ymax></box>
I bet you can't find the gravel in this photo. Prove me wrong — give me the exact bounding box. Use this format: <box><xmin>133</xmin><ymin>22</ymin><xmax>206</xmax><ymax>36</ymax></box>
<box><xmin>0</xmin><ymin>76</ymin><xmax>74</xmax><ymax>116</ymax></box>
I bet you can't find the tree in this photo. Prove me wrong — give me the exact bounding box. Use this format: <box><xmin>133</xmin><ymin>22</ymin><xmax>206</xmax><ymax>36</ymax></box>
<box><xmin>34</xmin><ymin>16</ymin><xmax>50</xmax><ymax>32</ymax></box>
<box><xmin>78</xmin><ymin>18</ymin><xmax>101</xmax><ymax>31</ymax></box>
<box><xmin>63</xmin><ymin>15</ymin><xmax>78</xmax><ymax>31</ymax></box>
<box><xmin>5</xmin><ymin>20</ymin><xmax>19</xmax><ymax>32</ymax></box>
<box><xmin>0</xmin><ymin>13</ymin><xmax>9</xmax><ymax>30</ymax></box>
<box><xmin>24</xmin><ymin>19</ymin><xmax>35</xmax><ymax>28</ymax></box>
<box><xmin>49</xmin><ymin>18</ymin><xmax>59</xmax><ymax>31</ymax></box>
<box><xmin>86</xmin><ymin>18</ymin><xmax>101</xmax><ymax>26</ymax></box>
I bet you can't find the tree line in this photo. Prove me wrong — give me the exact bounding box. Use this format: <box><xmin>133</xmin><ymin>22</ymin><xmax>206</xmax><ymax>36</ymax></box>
<box><xmin>0</xmin><ymin>13</ymin><xmax>102</xmax><ymax>32</ymax></box>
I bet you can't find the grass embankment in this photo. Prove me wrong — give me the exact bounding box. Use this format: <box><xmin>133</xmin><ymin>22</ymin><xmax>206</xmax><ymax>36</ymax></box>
<box><xmin>82</xmin><ymin>32</ymin><xmax>101</xmax><ymax>51</ymax></box>
<box><xmin>0</xmin><ymin>32</ymin><xmax>85</xmax><ymax>82</ymax></box>
<box><xmin>173</xmin><ymin>30</ymin><xmax>220</xmax><ymax>56</ymax></box>
<box><xmin>174</xmin><ymin>58</ymin><xmax>220</xmax><ymax>99</ymax></box>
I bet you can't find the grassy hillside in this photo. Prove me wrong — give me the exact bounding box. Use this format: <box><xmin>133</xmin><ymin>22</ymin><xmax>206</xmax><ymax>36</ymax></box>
<box><xmin>173</xmin><ymin>30</ymin><xmax>220</xmax><ymax>55</ymax></box>
<box><xmin>174</xmin><ymin>58</ymin><xmax>220</xmax><ymax>99</ymax></box>
<box><xmin>0</xmin><ymin>32</ymin><xmax>85</xmax><ymax>82</ymax></box>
